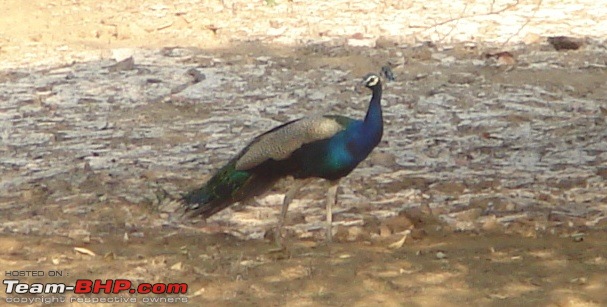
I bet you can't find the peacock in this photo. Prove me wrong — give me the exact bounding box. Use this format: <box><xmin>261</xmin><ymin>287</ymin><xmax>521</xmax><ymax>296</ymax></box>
<box><xmin>181</xmin><ymin>73</ymin><xmax>383</xmax><ymax>243</ymax></box>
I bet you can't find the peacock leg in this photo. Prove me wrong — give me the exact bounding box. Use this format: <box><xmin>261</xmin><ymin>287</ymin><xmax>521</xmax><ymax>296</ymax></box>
<box><xmin>274</xmin><ymin>178</ymin><xmax>313</xmax><ymax>246</ymax></box>
<box><xmin>325</xmin><ymin>180</ymin><xmax>340</xmax><ymax>242</ymax></box>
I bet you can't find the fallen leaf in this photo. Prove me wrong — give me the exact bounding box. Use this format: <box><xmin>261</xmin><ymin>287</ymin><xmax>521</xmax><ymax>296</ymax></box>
<box><xmin>74</xmin><ymin>247</ymin><xmax>96</xmax><ymax>256</ymax></box>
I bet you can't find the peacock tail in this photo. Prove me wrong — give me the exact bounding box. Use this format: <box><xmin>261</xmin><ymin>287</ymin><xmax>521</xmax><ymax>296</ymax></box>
<box><xmin>181</xmin><ymin>156</ymin><xmax>280</xmax><ymax>219</ymax></box>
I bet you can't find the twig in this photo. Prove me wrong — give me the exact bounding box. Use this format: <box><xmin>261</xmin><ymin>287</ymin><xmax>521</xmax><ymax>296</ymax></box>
<box><xmin>432</xmin><ymin>0</ymin><xmax>520</xmax><ymax>28</ymax></box>
<box><xmin>502</xmin><ymin>0</ymin><xmax>543</xmax><ymax>46</ymax></box>
<box><xmin>427</xmin><ymin>0</ymin><xmax>522</xmax><ymax>43</ymax></box>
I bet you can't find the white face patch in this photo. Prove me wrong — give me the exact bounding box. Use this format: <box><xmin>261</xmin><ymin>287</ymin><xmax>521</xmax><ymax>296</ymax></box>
<box><xmin>365</xmin><ymin>75</ymin><xmax>379</xmax><ymax>87</ymax></box>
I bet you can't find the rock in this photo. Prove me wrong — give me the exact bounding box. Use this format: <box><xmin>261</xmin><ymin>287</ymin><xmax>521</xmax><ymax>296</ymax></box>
<box><xmin>171</xmin><ymin>262</ymin><xmax>183</xmax><ymax>271</ymax></box>
<box><xmin>547</xmin><ymin>36</ymin><xmax>584</xmax><ymax>51</ymax></box>
<box><xmin>107</xmin><ymin>56</ymin><xmax>135</xmax><ymax>72</ymax></box>
<box><xmin>187</xmin><ymin>68</ymin><xmax>206</xmax><ymax>83</ymax></box>
<box><xmin>110</xmin><ymin>48</ymin><xmax>136</xmax><ymax>62</ymax></box>
<box><xmin>347</xmin><ymin>37</ymin><xmax>376</xmax><ymax>48</ymax></box>
<box><xmin>436</xmin><ymin>251</ymin><xmax>447</xmax><ymax>259</ymax></box>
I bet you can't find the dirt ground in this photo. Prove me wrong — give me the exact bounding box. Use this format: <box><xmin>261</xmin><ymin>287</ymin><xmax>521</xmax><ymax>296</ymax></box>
<box><xmin>1</xmin><ymin>0</ymin><xmax>607</xmax><ymax>306</ymax></box>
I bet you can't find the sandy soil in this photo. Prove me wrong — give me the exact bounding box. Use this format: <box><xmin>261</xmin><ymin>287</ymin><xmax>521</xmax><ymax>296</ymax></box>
<box><xmin>1</xmin><ymin>0</ymin><xmax>606</xmax><ymax>306</ymax></box>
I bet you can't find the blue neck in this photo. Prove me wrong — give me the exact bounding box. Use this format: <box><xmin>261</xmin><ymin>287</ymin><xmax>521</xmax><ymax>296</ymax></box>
<box><xmin>322</xmin><ymin>83</ymin><xmax>384</xmax><ymax>173</ymax></box>
<box><xmin>345</xmin><ymin>85</ymin><xmax>383</xmax><ymax>162</ymax></box>
<box><xmin>365</xmin><ymin>86</ymin><xmax>384</xmax><ymax>130</ymax></box>
<box><xmin>363</xmin><ymin>85</ymin><xmax>383</xmax><ymax>144</ymax></box>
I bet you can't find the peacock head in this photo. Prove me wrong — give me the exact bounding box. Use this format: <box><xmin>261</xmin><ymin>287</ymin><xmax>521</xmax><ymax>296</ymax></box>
<box><xmin>356</xmin><ymin>73</ymin><xmax>382</xmax><ymax>93</ymax></box>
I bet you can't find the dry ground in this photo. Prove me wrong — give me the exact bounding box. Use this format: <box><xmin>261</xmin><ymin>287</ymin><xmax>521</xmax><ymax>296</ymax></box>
<box><xmin>1</xmin><ymin>0</ymin><xmax>607</xmax><ymax>306</ymax></box>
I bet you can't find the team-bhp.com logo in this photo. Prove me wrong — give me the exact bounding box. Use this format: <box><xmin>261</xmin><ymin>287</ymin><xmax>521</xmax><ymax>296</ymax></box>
<box><xmin>4</xmin><ymin>279</ymin><xmax>188</xmax><ymax>304</ymax></box>
<box><xmin>5</xmin><ymin>279</ymin><xmax>187</xmax><ymax>294</ymax></box>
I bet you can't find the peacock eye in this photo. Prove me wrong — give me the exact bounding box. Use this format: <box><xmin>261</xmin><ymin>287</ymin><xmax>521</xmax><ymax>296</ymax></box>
<box><xmin>367</xmin><ymin>76</ymin><xmax>379</xmax><ymax>86</ymax></box>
